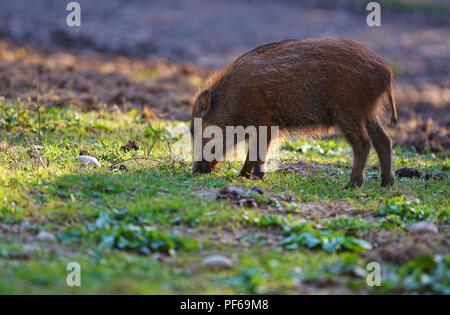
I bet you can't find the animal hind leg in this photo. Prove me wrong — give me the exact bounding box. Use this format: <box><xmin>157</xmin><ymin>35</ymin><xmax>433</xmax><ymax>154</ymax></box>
<box><xmin>366</xmin><ymin>118</ymin><xmax>394</xmax><ymax>187</ymax></box>
<box><xmin>340</xmin><ymin>122</ymin><xmax>371</xmax><ymax>188</ymax></box>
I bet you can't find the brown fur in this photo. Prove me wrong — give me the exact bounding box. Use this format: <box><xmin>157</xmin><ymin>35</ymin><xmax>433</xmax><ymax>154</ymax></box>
<box><xmin>192</xmin><ymin>38</ymin><xmax>398</xmax><ymax>187</ymax></box>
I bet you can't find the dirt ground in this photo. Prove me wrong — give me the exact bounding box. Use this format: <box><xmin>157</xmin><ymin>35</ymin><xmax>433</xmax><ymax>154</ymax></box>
<box><xmin>0</xmin><ymin>0</ymin><xmax>449</xmax><ymax>153</ymax></box>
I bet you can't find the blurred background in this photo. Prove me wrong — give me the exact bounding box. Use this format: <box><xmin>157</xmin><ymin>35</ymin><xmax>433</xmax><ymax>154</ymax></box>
<box><xmin>0</xmin><ymin>0</ymin><xmax>449</xmax><ymax>153</ymax></box>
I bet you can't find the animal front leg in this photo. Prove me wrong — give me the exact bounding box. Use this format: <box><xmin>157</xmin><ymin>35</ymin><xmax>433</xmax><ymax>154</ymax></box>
<box><xmin>251</xmin><ymin>128</ymin><xmax>272</xmax><ymax>179</ymax></box>
<box><xmin>239</xmin><ymin>150</ymin><xmax>254</xmax><ymax>178</ymax></box>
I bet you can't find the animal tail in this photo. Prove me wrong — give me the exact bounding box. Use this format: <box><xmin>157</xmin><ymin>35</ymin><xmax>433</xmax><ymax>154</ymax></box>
<box><xmin>388</xmin><ymin>83</ymin><xmax>398</xmax><ymax>127</ymax></box>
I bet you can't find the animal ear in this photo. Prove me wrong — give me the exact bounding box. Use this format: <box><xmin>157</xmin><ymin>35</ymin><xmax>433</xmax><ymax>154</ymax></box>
<box><xmin>197</xmin><ymin>90</ymin><xmax>211</xmax><ymax>117</ymax></box>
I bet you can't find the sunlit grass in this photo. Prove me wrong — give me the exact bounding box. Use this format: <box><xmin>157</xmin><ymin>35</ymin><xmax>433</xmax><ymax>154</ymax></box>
<box><xmin>0</xmin><ymin>102</ymin><xmax>448</xmax><ymax>294</ymax></box>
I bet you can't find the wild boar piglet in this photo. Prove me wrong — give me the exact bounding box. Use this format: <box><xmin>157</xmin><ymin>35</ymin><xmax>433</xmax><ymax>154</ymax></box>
<box><xmin>191</xmin><ymin>38</ymin><xmax>398</xmax><ymax>188</ymax></box>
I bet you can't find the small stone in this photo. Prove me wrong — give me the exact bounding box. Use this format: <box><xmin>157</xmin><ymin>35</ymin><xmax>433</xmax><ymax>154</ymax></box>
<box><xmin>217</xmin><ymin>186</ymin><xmax>246</xmax><ymax>200</ymax></box>
<box><xmin>250</xmin><ymin>186</ymin><xmax>264</xmax><ymax>195</ymax></box>
<box><xmin>238</xmin><ymin>198</ymin><xmax>258</xmax><ymax>208</ymax></box>
<box><xmin>408</xmin><ymin>221</ymin><xmax>438</xmax><ymax>234</ymax></box>
<box><xmin>108</xmin><ymin>164</ymin><xmax>127</xmax><ymax>172</ymax></box>
<box><xmin>153</xmin><ymin>253</ymin><xmax>165</xmax><ymax>262</ymax></box>
<box><xmin>424</xmin><ymin>171</ymin><xmax>448</xmax><ymax>181</ymax></box>
<box><xmin>118</xmin><ymin>164</ymin><xmax>127</xmax><ymax>171</ymax></box>
<box><xmin>36</xmin><ymin>231</ymin><xmax>56</xmax><ymax>243</ymax></box>
<box><xmin>201</xmin><ymin>255</ymin><xmax>233</xmax><ymax>270</ymax></box>
<box><xmin>395</xmin><ymin>167</ymin><xmax>422</xmax><ymax>178</ymax></box>
<box><xmin>137</xmin><ymin>247</ymin><xmax>151</xmax><ymax>256</ymax></box>
<box><xmin>77</xmin><ymin>155</ymin><xmax>101</xmax><ymax>167</ymax></box>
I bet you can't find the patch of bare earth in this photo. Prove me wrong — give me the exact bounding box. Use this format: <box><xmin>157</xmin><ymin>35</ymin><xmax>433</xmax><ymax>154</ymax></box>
<box><xmin>365</xmin><ymin>229</ymin><xmax>450</xmax><ymax>264</ymax></box>
<box><xmin>0</xmin><ymin>41</ymin><xmax>206</xmax><ymax>120</ymax></box>
<box><xmin>395</xmin><ymin>117</ymin><xmax>450</xmax><ymax>156</ymax></box>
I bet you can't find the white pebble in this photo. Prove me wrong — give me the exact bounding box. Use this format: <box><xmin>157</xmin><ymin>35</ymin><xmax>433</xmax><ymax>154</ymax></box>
<box><xmin>36</xmin><ymin>231</ymin><xmax>56</xmax><ymax>242</ymax></box>
<box><xmin>201</xmin><ymin>255</ymin><xmax>233</xmax><ymax>270</ymax></box>
<box><xmin>408</xmin><ymin>221</ymin><xmax>438</xmax><ymax>234</ymax></box>
<box><xmin>77</xmin><ymin>155</ymin><xmax>101</xmax><ymax>167</ymax></box>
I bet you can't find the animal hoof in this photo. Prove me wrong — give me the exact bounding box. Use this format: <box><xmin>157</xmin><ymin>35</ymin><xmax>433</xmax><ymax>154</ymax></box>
<box><xmin>344</xmin><ymin>180</ymin><xmax>363</xmax><ymax>189</ymax></box>
<box><xmin>239</xmin><ymin>171</ymin><xmax>251</xmax><ymax>178</ymax></box>
<box><xmin>250</xmin><ymin>172</ymin><xmax>265</xmax><ymax>180</ymax></box>
<box><xmin>381</xmin><ymin>176</ymin><xmax>394</xmax><ymax>187</ymax></box>
<box><xmin>343</xmin><ymin>183</ymin><xmax>353</xmax><ymax>189</ymax></box>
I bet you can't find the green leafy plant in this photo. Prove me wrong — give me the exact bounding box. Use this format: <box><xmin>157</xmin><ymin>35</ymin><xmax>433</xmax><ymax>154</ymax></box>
<box><xmin>379</xmin><ymin>255</ymin><xmax>450</xmax><ymax>294</ymax></box>
<box><xmin>281</xmin><ymin>230</ymin><xmax>372</xmax><ymax>253</ymax></box>
<box><xmin>379</xmin><ymin>196</ymin><xmax>434</xmax><ymax>223</ymax></box>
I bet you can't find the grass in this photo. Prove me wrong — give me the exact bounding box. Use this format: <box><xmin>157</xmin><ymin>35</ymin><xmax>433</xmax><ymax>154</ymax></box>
<box><xmin>0</xmin><ymin>101</ymin><xmax>448</xmax><ymax>294</ymax></box>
